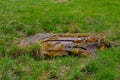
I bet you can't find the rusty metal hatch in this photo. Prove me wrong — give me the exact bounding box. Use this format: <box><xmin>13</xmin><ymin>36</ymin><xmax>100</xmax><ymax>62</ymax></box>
<box><xmin>20</xmin><ymin>33</ymin><xmax>113</xmax><ymax>57</ymax></box>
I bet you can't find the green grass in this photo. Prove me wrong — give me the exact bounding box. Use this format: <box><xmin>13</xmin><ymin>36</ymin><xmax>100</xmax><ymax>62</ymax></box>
<box><xmin>0</xmin><ymin>0</ymin><xmax>120</xmax><ymax>80</ymax></box>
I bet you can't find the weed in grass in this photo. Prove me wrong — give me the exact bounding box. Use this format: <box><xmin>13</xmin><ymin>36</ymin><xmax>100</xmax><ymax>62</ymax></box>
<box><xmin>95</xmin><ymin>69</ymin><xmax>116</xmax><ymax>80</ymax></box>
<box><xmin>1</xmin><ymin>25</ymin><xmax>15</xmax><ymax>34</ymax></box>
<box><xmin>28</xmin><ymin>43</ymin><xmax>41</xmax><ymax>59</ymax></box>
<box><xmin>70</xmin><ymin>70</ymin><xmax>82</xmax><ymax>80</ymax></box>
<box><xmin>25</xmin><ymin>27</ymin><xmax>36</xmax><ymax>36</ymax></box>
<box><xmin>55</xmin><ymin>25</ymin><xmax>68</xmax><ymax>33</ymax></box>
<box><xmin>43</xmin><ymin>62</ymin><xmax>51</xmax><ymax>71</ymax></box>
<box><xmin>49</xmin><ymin>70</ymin><xmax>58</xmax><ymax>80</ymax></box>
<box><xmin>42</xmin><ymin>24</ymin><xmax>57</xmax><ymax>32</ymax></box>
<box><xmin>8</xmin><ymin>45</ymin><xmax>21</xmax><ymax>58</ymax></box>
<box><xmin>0</xmin><ymin>46</ymin><xmax>7</xmax><ymax>57</ymax></box>
<box><xmin>83</xmin><ymin>61</ymin><xmax>99</xmax><ymax>74</ymax></box>
<box><xmin>16</xmin><ymin>54</ymin><xmax>34</xmax><ymax>64</ymax></box>
<box><xmin>7</xmin><ymin>43</ymin><xmax>41</xmax><ymax>59</ymax></box>
<box><xmin>0</xmin><ymin>57</ymin><xmax>16</xmax><ymax>80</ymax></box>
<box><xmin>15</xmin><ymin>23</ymin><xmax>23</xmax><ymax>30</ymax></box>
<box><xmin>0</xmin><ymin>57</ymin><xmax>15</xmax><ymax>72</ymax></box>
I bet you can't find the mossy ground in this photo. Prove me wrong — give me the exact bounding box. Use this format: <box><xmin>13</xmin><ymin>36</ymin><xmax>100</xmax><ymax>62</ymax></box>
<box><xmin>0</xmin><ymin>0</ymin><xmax>120</xmax><ymax>80</ymax></box>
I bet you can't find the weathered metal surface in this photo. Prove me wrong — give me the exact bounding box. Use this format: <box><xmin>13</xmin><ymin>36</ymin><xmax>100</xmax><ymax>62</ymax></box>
<box><xmin>20</xmin><ymin>33</ymin><xmax>112</xmax><ymax>57</ymax></box>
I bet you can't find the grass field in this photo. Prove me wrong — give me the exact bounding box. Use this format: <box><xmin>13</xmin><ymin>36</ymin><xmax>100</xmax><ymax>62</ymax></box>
<box><xmin>0</xmin><ymin>0</ymin><xmax>120</xmax><ymax>80</ymax></box>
